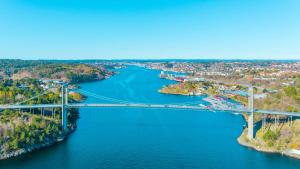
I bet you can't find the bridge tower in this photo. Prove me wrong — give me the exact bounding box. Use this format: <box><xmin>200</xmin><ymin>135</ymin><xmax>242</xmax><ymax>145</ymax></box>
<box><xmin>61</xmin><ymin>83</ymin><xmax>68</xmax><ymax>132</ymax></box>
<box><xmin>247</xmin><ymin>85</ymin><xmax>254</xmax><ymax>139</ymax></box>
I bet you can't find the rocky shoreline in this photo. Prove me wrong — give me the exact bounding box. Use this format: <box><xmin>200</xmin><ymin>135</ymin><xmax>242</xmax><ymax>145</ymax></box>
<box><xmin>159</xmin><ymin>90</ymin><xmax>196</xmax><ymax>96</ymax></box>
<box><xmin>0</xmin><ymin>129</ymin><xmax>75</xmax><ymax>160</ymax></box>
<box><xmin>237</xmin><ymin>133</ymin><xmax>300</xmax><ymax>160</ymax></box>
<box><xmin>160</xmin><ymin>86</ymin><xmax>300</xmax><ymax>160</ymax></box>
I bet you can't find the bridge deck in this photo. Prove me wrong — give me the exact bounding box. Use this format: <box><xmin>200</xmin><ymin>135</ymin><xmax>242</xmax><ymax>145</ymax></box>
<box><xmin>0</xmin><ymin>103</ymin><xmax>300</xmax><ymax>117</ymax></box>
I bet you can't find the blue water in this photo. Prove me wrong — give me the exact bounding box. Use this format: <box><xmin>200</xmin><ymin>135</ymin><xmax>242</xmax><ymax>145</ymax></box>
<box><xmin>1</xmin><ymin>66</ymin><xmax>300</xmax><ymax>169</ymax></box>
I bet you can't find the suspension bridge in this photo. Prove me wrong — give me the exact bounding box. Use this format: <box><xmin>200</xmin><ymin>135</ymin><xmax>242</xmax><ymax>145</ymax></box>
<box><xmin>0</xmin><ymin>83</ymin><xmax>300</xmax><ymax>140</ymax></box>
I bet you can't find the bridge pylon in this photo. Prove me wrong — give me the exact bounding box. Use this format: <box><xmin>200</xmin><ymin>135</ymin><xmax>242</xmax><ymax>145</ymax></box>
<box><xmin>61</xmin><ymin>83</ymin><xmax>68</xmax><ymax>132</ymax></box>
<box><xmin>247</xmin><ymin>85</ymin><xmax>254</xmax><ymax>139</ymax></box>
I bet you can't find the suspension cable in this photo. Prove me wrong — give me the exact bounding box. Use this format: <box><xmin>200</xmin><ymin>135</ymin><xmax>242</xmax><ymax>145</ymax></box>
<box><xmin>77</xmin><ymin>89</ymin><xmax>134</xmax><ymax>104</ymax></box>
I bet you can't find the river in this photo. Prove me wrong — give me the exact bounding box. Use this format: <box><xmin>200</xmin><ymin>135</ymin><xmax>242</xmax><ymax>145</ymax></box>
<box><xmin>1</xmin><ymin>66</ymin><xmax>300</xmax><ymax>169</ymax></box>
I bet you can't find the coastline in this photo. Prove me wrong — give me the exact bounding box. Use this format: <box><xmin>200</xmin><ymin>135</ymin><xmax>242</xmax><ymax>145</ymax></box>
<box><xmin>159</xmin><ymin>82</ymin><xmax>300</xmax><ymax>160</ymax></box>
<box><xmin>158</xmin><ymin>90</ymin><xmax>201</xmax><ymax>96</ymax></box>
<box><xmin>1</xmin><ymin>65</ymin><xmax>299</xmax><ymax>162</ymax></box>
<box><xmin>0</xmin><ymin>77</ymin><xmax>109</xmax><ymax>160</ymax></box>
<box><xmin>237</xmin><ymin>131</ymin><xmax>300</xmax><ymax>160</ymax></box>
<box><xmin>0</xmin><ymin>128</ymin><xmax>75</xmax><ymax>160</ymax></box>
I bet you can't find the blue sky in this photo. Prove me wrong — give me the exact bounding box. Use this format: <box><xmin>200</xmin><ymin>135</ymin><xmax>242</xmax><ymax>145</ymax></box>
<box><xmin>0</xmin><ymin>0</ymin><xmax>299</xmax><ymax>60</ymax></box>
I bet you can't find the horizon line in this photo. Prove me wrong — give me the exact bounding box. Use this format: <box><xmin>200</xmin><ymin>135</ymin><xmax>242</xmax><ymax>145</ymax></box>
<box><xmin>0</xmin><ymin>58</ymin><xmax>299</xmax><ymax>61</ymax></box>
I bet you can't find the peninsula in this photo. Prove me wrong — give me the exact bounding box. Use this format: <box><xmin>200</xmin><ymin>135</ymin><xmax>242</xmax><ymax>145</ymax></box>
<box><xmin>0</xmin><ymin>60</ymin><xmax>117</xmax><ymax>160</ymax></box>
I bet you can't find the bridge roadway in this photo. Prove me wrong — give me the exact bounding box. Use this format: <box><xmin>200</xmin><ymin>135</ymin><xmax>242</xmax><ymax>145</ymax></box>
<box><xmin>0</xmin><ymin>103</ymin><xmax>300</xmax><ymax>117</ymax></box>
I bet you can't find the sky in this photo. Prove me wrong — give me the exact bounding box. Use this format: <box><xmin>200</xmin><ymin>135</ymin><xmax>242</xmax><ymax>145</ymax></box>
<box><xmin>0</xmin><ymin>0</ymin><xmax>300</xmax><ymax>60</ymax></box>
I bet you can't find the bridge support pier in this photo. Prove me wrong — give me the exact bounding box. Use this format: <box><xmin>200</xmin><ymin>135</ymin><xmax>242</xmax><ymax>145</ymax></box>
<box><xmin>61</xmin><ymin>84</ymin><xmax>68</xmax><ymax>132</ymax></box>
<box><xmin>247</xmin><ymin>85</ymin><xmax>254</xmax><ymax>140</ymax></box>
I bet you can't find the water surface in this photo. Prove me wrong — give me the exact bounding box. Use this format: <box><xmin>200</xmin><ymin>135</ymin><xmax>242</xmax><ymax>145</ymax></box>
<box><xmin>1</xmin><ymin>66</ymin><xmax>300</xmax><ymax>169</ymax></box>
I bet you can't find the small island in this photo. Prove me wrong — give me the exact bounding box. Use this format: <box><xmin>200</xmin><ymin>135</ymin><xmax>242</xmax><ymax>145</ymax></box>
<box><xmin>159</xmin><ymin>81</ymin><xmax>210</xmax><ymax>96</ymax></box>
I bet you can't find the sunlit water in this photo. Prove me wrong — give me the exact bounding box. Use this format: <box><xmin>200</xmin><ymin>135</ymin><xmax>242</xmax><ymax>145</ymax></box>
<box><xmin>1</xmin><ymin>66</ymin><xmax>300</xmax><ymax>169</ymax></box>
